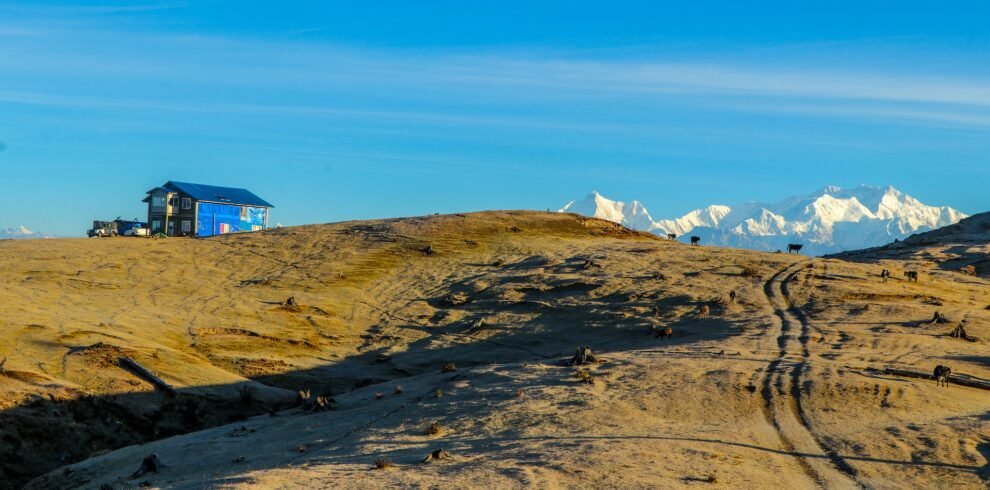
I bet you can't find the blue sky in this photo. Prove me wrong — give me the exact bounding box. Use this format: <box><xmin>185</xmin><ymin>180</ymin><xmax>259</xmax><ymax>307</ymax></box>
<box><xmin>1</xmin><ymin>1</ymin><xmax>988</xmax><ymax>235</ymax></box>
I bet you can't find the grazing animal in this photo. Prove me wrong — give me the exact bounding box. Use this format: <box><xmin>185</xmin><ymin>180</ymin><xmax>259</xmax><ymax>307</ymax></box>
<box><xmin>787</xmin><ymin>244</ymin><xmax>803</xmax><ymax>254</ymax></box>
<box><xmin>667</xmin><ymin>233</ymin><xmax>677</xmax><ymax>240</ymax></box>
<box><xmin>904</xmin><ymin>271</ymin><xmax>919</xmax><ymax>283</ymax></box>
<box><xmin>690</xmin><ymin>236</ymin><xmax>701</xmax><ymax>246</ymax></box>
<box><xmin>880</xmin><ymin>269</ymin><xmax>891</xmax><ymax>283</ymax></box>
<box><xmin>728</xmin><ymin>290</ymin><xmax>737</xmax><ymax>303</ymax></box>
<box><xmin>933</xmin><ymin>365</ymin><xmax>951</xmax><ymax>387</ymax></box>
<box><xmin>655</xmin><ymin>325</ymin><xmax>673</xmax><ymax>340</ymax></box>
<box><xmin>698</xmin><ymin>305</ymin><xmax>710</xmax><ymax>318</ymax></box>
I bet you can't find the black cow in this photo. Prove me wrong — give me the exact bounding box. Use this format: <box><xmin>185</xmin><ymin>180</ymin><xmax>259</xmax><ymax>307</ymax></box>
<box><xmin>667</xmin><ymin>233</ymin><xmax>677</xmax><ymax>240</ymax></box>
<box><xmin>880</xmin><ymin>268</ymin><xmax>891</xmax><ymax>283</ymax></box>
<box><xmin>933</xmin><ymin>365</ymin><xmax>951</xmax><ymax>387</ymax></box>
<box><xmin>690</xmin><ymin>236</ymin><xmax>701</xmax><ymax>246</ymax></box>
<box><xmin>787</xmin><ymin>244</ymin><xmax>803</xmax><ymax>254</ymax></box>
<box><xmin>904</xmin><ymin>271</ymin><xmax>919</xmax><ymax>283</ymax></box>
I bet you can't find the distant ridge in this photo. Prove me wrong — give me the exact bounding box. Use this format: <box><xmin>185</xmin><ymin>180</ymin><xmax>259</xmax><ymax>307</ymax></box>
<box><xmin>559</xmin><ymin>185</ymin><xmax>967</xmax><ymax>255</ymax></box>
<box><xmin>829</xmin><ymin>210</ymin><xmax>990</xmax><ymax>278</ymax></box>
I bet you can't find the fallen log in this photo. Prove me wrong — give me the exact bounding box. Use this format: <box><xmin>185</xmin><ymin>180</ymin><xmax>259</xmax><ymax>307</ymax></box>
<box><xmin>883</xmin><ymin>367</ymin><xmax>990</xmax><ymax>391</ymax></box>
<box><xmin>118</xmin><ymin>357</ymin><xmax>177</xmax><ymax>397</ymax></box>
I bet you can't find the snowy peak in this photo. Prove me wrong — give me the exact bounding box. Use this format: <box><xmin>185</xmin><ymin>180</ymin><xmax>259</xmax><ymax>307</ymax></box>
<box><xmin>559</xmin><ymin>192</ymin><xmax>655</xmax><ymax>231</ymax></box>
<box><xmin>805</xmin><ymin>193</ymin><xmax>872</xmax><ymax>224</ymax></box>
<box><xmin>815</xmin><ymin>184</ymin><xmax>844</xmax><ymax>196</ymax></box>
<box><xmin>653</xmin><ymin>205</ymin><xmax>731</xmax><ymax>236</ymax></box>
<box><xmin>559</xmin><ymin>185</ymin><xmax>967</xmax><ymax>255</ymax></box>
<box><xmin>735</xmin><ymin>208</ymin><xmax>787</xmax><ymax>236</ymax></box>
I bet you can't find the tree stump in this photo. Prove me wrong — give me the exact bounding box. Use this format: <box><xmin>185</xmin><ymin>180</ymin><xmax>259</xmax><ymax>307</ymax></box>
<box><xmin>130</xmin><ymin>454</ymin><xmax>161</xmax><ymax>479</ymax></box>
<box><xmin>466</xmin><ymin>317</ymin><xmax>485</xmax><ymax>333</ymax></box>
<box><xmin>423</xmin><ymin>448</ymin><xmax>451</xmax><ymax>463</ymax></box>
<box><xmin>929</xmin><ymin>311</ymin><xmax>949</xmax><ymax>325</ymax></box>
<box><xmin>297</xmin><ymin>389</ymin><xmax>335</xmax><ymax>412</ymax></box>
<box><xmin>306</xmin><ymin>395</ymin><xmax>335</xmax><ymax>412</ymax></box>
<box><xmin>569</xmin><ymin>346</ymin><xmax>598</xmax><ymax>365</ymax></box>
<box><xmin>442</xmin><ymin>292</ymin><xmax>467</xmax><ymax>307</ymax></box>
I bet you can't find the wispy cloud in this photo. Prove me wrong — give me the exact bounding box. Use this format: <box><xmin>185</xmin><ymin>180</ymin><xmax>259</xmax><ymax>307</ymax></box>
<box><xmin>0</xmin><ymin>23</ymin><xmax>987</xmax><ymax>133</ymax></box>
<box><xmin>0</xmin><ymin>2</ymin><xmax>187</xmax><ymax>16</ymax></box>
<box><xmin>720</xmin><ymin>101</ymin><xmax>990</xmax><ymax>130</ymax></box>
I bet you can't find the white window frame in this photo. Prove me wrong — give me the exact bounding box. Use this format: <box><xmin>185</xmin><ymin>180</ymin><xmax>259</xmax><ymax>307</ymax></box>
<box><xmin>152</xmin><ymin>196</ymin><xmax>165</xmax><ymax>207</ymax></box>
<box><xmin>181</xmin><ymin>198</ymin><xmax>192</xmax><ymax>210</ymax></box>
<box><xmin>151</xmin><ymin>219</ymin><xmax>161</xmax><ymax>232</ymax></box>
<box><xmin>181</xmin><ymin>220</ymin><xmax>191</xmax><ymax>233</ymax></box>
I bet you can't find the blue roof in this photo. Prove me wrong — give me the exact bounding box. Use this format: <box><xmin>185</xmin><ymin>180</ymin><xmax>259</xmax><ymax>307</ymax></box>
<box><xmin>162</xmin><ymin>181</ymin><xmax>274</xmax><ymax>208</ymax></box>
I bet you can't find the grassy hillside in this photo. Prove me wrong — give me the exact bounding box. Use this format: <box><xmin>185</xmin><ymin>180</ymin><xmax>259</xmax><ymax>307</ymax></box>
<box><xmin>832</xmin><ymin>211</ymin><xmax>990</xmax><ymax>279</ymax></box>
<box><xmin>2</xmin><ymin>211</ymin><xmax>989</xmax><ymax>488</ymax></box>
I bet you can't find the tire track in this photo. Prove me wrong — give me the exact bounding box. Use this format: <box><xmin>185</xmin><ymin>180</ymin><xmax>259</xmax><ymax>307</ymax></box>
<box><xmin>761</xmin><ymin>261</ymin><xmax>863</xmax><ymax>489</ymax></box>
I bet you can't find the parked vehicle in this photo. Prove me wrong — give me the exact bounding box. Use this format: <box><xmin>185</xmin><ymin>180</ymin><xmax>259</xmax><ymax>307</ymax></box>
<box><xmin>114</xmin><ymin>218</ymin><xmax>149</xmax><ymax>237</ymax></box>
<box><xmin>122</xmin><ymin>223</ymin><xmax>150</xmax><ymax>237</ymax></box>
<box><xmin>87</xmin><ymin>221</ymin><xmax>118</xmax><ymax>237</ymax></box>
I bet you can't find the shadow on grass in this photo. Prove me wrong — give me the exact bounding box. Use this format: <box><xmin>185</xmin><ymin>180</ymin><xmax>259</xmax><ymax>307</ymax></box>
<box><xmin>2</xmin><ymin>298</ymin><xmax>749</xmax><ymax>488</ymax></box>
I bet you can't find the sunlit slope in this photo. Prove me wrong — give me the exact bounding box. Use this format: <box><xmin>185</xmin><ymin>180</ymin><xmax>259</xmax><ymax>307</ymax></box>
<box><xmin>833</xmin><ymin>210</ymin><xmax>990</xmax><ymax>279</ymax></box>
<box><xmin>3</xmin><ymin>210</ymin><xmax>988</xmax><ymax>489</ymax></box>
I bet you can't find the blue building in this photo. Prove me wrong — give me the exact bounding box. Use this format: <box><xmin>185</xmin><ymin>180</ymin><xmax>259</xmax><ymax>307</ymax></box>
<box><xmin>143</xmin><ymin>181</ymin><xmax>274</xmax><ymax>237</ymax></box>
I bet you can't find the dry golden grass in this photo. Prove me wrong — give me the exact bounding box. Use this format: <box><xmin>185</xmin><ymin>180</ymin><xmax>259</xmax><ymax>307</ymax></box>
<box><xmin>3</xmin><ymin>210</ymin><xmax>989</xmax><ymax>489</ymax></box>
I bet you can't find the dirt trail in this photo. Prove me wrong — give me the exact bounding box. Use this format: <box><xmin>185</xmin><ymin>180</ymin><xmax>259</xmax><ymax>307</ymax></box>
<box><xmin>761</xmin><ymin>260</ymin><xmax>863</xmax><ymax>489</ymax></box>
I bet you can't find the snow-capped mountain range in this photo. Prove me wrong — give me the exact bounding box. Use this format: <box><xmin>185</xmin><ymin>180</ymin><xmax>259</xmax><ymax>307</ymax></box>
<box><xmin>559</xmin><ymin>185</ymin><xmax>967</xmax><ymax>255</ymax></box>
<box><xmin>0</xmin><ymin>226</ymin><xmax>52</xmax><ymax>239</ymax></box>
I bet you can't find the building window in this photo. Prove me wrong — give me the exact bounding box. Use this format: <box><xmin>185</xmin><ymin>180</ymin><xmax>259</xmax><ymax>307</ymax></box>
<box><xmin>169</xmin><ymin>197</ymin><xmax>178</xmax><ymax>207</ymax></box>
<box><xmin>152</xmin><ymin>196</ymin><xmax>165</xmax><ymax>207</ymax></box>
<box><xmin>151</xmin><ymin>219</ymin><xmax>161</xmax><ymax>232</ymax></box>
<box><xmin>181</xmin><ymin>220</ymin><xmax>191</xmax><ymax>233</ymax></box>
<box><xmin>181</xmin><ymin>198</ymin><xmax>192</xmax><ymax>210</ymax></box>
